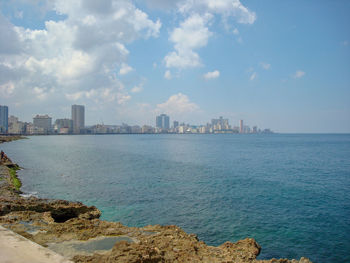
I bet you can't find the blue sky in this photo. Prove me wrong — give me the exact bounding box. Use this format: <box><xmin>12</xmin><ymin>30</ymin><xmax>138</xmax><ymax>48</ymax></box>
<box><xmin>0</xmin><ymin>0</ymin><xmax>349</xmax><ymax>132</ymax></box>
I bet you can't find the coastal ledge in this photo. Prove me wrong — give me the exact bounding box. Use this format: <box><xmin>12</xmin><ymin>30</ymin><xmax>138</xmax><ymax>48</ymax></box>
<box><xmin>0</xmin><ymin>138</ymin><xmax>312</xmax><ymax>263</ymax></box>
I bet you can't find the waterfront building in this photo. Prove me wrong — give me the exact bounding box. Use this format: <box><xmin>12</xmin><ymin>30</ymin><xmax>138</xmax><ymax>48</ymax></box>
<box><xmin>131</xmin><ymin>125</ymin><xmax>141</xmax><ymax>134</ymax></box>
<box><xmin>243</xmin><ymin>125</ymin><xmax>251</xmax><ymax>133</ymax></box>
<box><xmin>24</xmin><ymin>122</ymin><xmax>34</xmax><ymax>134</ymax></box>
<box><xmin>33</xmin><ymin>115</ymin><xmax>52</xmax><ymax>134</ymax></box>
<box><xmin>156</xmin><ymin>114</ymin><xmax>170</xmax><ymax>130</ymax></box>
<box><xmin>141</xmin><ymin>125</ymin><xmax>154</xmax><ymax>134</ymax></box>
<box><xmin>0</xmin><ymin>105</ymin><xmax>8</xmax><ymax>133</ymax></box>
<box><xmin>211</xmin><ymin>116</ymin><xmax>230</xmax><ymax>131</ymax></box>
<box><xmin>232</xmin><ymin>126</ymin><xmax>240</xmax><ymax>133</ymax></box>
<box><xmin>8</xmin><ymin>116</ymin><xmax>24</xmax><ymax>134</ymax></box>
<box><xmin>240</xmin><ymin>120</ymin><xmax>244</xmax><ymax>133</ymax></box>
<box><xmin>55</xmin><ymin>118</ymin><xmax>73</xmax><ymax>134</ymax></box>
<box><xmin>72</xmin><ymin>105</ymin><xmax>85</xmax><ymax>134</ymax></box>
<box><xmin>173</xmin><ymin>121</ymin><xmax>179</xmax><ymax>129</ymax></box>
<box><xmin>200</xmin><ymin>126</ymin><xmax>208</xmax><ymax>134</ymax></box>
<box><xmin>178</xmin><ymin>126</ymin><xmax>185</xmax><ymax>134</ymax></box>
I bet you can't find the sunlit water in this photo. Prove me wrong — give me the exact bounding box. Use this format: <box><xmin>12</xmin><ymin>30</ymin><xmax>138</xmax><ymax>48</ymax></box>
<box><xmin>2</xmin><ymin>134</ymin><xmax>350</xmax><ymax>262</ymax></box>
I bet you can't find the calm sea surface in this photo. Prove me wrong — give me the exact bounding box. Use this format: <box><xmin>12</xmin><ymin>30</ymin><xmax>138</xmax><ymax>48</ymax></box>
<box><xmin>1</xmin><ymin>134</ymin><xmax>350</xmax><ymax>262</ymax></box>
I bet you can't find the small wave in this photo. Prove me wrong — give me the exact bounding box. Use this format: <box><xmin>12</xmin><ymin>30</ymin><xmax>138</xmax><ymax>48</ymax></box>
<box><xmin>20</xmin><ymin>191</ymin><xmax>38</xmax><ymax>198</ymax></box>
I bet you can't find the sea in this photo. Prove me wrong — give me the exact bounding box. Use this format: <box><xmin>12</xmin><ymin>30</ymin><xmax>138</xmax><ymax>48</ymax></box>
<box><xmin>1</xmin><ymin>134</ymin><xmax>349</xmax><ymax>262</ymax></box>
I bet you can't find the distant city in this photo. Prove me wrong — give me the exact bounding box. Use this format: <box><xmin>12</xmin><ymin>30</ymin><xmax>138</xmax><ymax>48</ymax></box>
<box><xmin>0</xmin><ymin>105</ymin><xmax>273</xmax><ymax>135</ymax></box>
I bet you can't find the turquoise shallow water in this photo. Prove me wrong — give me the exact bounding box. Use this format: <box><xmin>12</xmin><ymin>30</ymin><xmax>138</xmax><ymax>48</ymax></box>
<box><xmin>1</xmin><ymin>134</ymin><xmax>350</xmax><ymax>262</ymax></box>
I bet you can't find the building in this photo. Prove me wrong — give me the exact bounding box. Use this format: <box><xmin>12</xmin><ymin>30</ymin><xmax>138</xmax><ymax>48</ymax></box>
<box><xmin>33</xmin><ymin>115</ymin><xmax>52</xmax><ymax>134</ymax></box>
<box><xmin>72</xmin><ymin>105</ymin><xmax>85</xmax><ymax>134</ymax></box>
<box><xmin>8</xmin><ymin>115</ymin><xmax>24</xmax><ymax>134</ymax></box>
<box><xmin>240</xmin><ymin>120</ymin><xmax>244</xmax><ymax>133</ymax></box>
<box><xmin>141</xmin><ymin>125</ymin><xmax>154</xmax><ymax>134</ymax></box>
<box><xmin>0</xmin><ymin>105</ymin><xmax>8</xmax><ymax>133</ymax></box>
<box><xmin>156</xmin><ymin>114</ymin><xmax>170</xmax><ymax>130</ymax></box>
<box><xmin>173</xmin><ymin>121</ymin><xmax>179</xmax><ymax>129</ymax></box>
<box><xmin>211</xmin><ymin>116</ymin><xmax>230</xmax><ymax>131</ymax></box>
<box><xmin>55</xmin><ymin>118</ymin><xmax>73</xmax><ymax>134</ymax></box>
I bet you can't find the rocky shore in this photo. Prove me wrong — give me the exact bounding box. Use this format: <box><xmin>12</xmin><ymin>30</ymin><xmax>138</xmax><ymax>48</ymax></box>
<box><xmin>0</xmin><ymin>136</ymin><xmax>312</xmax><ymax>263</ymax></box>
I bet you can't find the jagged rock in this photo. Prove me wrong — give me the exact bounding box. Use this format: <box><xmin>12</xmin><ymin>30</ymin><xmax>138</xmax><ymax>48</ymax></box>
<box><xmin>0</xmin><ymin>197</ymin><xmax>101</xmax><ymax>220</ymax></box>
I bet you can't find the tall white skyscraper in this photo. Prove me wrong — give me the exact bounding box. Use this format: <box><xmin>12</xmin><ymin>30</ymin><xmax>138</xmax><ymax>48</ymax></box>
<box><xmin>72</xmin><ymin>105</ymin><xmax>85</xmax><ymax>134</ymax></box>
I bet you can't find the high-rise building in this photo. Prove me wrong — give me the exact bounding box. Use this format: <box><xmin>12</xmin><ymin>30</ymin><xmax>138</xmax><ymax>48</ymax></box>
<box><xmin>55</xmin><ymin>118</ymin><xmax>73</xmax><ymax>134</ymax></box>
<box><xmin>0</xmin><ymin>105</ymin><xmax>8</xmax><ymax>133</ymax></box>
<box><xmin>211</xmin><ymin>116</ymin><xmax>230</xmax><ymax>131</ymax></box>
<box><xmin>240</xmin><ymin>120</ymin><xmax>244</xmax><ymax>133</ymax></box>
<box><xmin>156</xmin><ymin>114</ymin><xmax>170</xmax><ymax>130</ymax></box>
<box><xmin>173</xmin><ymin>121</ymin><xmax>179</xmax><ymax>129</ymax></box>
<box><xmin>8</xmin><ymin>115</ymin><xmax>24</xmax><ymax>134</ymax></box>
<box><xmin>72</xmin><ymin>105</ymin><xmax>85</xmax><ymax>134</ymax></box>
<box><xmin>33</xmin><ymin>114</ymin><xmax>52</xmax><ymax>133</ymax></box>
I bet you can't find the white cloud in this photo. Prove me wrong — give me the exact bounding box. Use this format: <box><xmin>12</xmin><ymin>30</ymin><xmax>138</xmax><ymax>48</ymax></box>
<box><xmin>179</xmin><ymin>0</ymin><xmax>256</xmax><ymax>25</ymax></box>
<box><xmin>119</xmin><ymin>63</ymin><xmax>133</xmax><ymax>75</ymax></box>
<box><xmin>0</xmin><ymin>0</ymin><xmax>160</xmax><ymax>108</ymax></box>
<box><xmin>116</xmin><ymin>93</ymin><xmax>131</xmax><ymax>104</ymax></box>
<box><xmin>164</xmin><ymin>49</ymin><xmax>202</xmax><ymax>69</ymax></box>
<box><xmin>33</xmin><ymin>86</ymin><xmax>55</xmax><ymax>101</ymax></box>
<box><xmin>260</xmin><ymin>62</ymin><xmax>271</xmax><ymax>70</ymax></box>
<box><xmin>143</xmin><ymin>0</ymin><xmax>181</xmax><ymax>10</ymax></box>
<box><xmin>294</xmin><ymin>70</ymin><xmax>305</xmax><ymax>79</ymax></box>
<box><xmin>131</xmin><ymin>84</ymin><xmax>143</xmax><ymax>93</ymax></box>
<box><xmin>341</xmin><ymin>40</ymin><xmax>348</xmax><ymax>46</ymax></box>
<box><xmin>65</xmin><ymin>86</ymin><xmax>131</xmax><ymax>105</ymax></box>
<box><xmin>164</xmin><ymin>70</ymin><xmax>172</xmax><ymax>79</ymax></box>
<box><xmin>65</xmin><ymin>91</ymin><xmax>85</xmax><ymax>101</ymax></box>
<box><xmin>250</xmin><ymin>72</ymin><xmax>257</xmax><ymax>81</ymax></box>
<box><xmin>156</xmin><ymin>93</ymin><xmax>200</xmax><ymax>115</ymax></box>
<box><xmin>0</xmin><ymin>81</ymin><xmax>15</xmax><ymax>97</ymax></box>
<box><xmin>232</xmin><ymin>28</ymin><xmax>242</xmax><ymax>43</ymax></box>
<box><xmin>164</xmin><ymin>0</ymin><xmax>256</xmax><ymax>69</ymax></box>
<box><xmin>203</xmin><ymin>70</ymin><xmax>220</xmax><ymax>80</ymax></box>
<box><xmin>164</xmin><ymin>13</ymin><xmax>212</xmax><ymax>69</ymax></box>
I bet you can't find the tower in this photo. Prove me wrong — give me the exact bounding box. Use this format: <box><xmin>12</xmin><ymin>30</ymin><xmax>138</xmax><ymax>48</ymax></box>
<box><xmin>0</xmin><ymin>105</ymin><xmax>8</xmax><ymax>133</ymax></box>
<box><xmin>72</xmin><ymin>105</ymin><xmax>85</xmax><ymax>134</ymax></box>
<box><xmin>156</xmin><ymin>114</ymin><xmax>170</xmax><ymax>130</ymax></box>
<box><xmin>240</xmin><ymin>120</ymin><xmax>244</xmax><ymax>133</ymax></box>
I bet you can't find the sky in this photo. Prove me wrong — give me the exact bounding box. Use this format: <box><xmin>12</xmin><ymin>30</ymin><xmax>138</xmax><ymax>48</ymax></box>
<box><xmin>0</xmin><ymin>0</ymin><xmax>349</xmax><ymax>133</ymax></box>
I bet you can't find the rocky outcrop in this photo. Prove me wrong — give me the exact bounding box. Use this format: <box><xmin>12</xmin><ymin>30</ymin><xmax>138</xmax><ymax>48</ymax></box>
<box><xmin>0</xmin><ymin>197</ymin><xmax>101</xmax><ymax>220</ymax></box>
<box><xmin>0</xmin><ymin>135</ymin><xmax>24</xmax><ymax>144</ymax></box>
<box><xmin>0</xmin><ymin>152</ymin><xmax>312</xmax><ymax>263</ymax></box>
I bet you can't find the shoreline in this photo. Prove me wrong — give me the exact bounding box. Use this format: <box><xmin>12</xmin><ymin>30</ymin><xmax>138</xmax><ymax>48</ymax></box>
<box><xmin>0</xmin><ymin>136</ymin><xmax>312</xmax><ymax>262</ymax></box>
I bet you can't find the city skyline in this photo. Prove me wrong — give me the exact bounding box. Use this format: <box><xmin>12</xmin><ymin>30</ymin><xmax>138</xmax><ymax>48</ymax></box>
<box><xmin>0</xmin><ymin>1</ymin><xmax>349</xmax><ymax>133</ymax></box>
<box><xmin>2</xmin><ymin>103</ymin><xmax>272</xmax><ymax>135</ymax></box>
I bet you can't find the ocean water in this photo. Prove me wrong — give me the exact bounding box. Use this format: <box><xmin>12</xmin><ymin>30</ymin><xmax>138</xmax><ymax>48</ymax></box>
<box><xmin>1</xmin><ymin>134</ymin><xmax>350</xmax><ymax>262</ymax></box>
